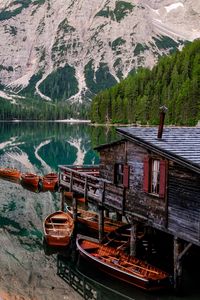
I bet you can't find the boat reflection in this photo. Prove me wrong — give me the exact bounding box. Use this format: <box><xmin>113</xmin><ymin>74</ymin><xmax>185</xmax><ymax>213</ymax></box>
<box><xmin>21</xmin><ymin>181</ymin><xmax>41</xmax><ymax>193</ymax></box>
<box><xmin>0</xmin><ymin>175</ymin><xmax>21</xmax><ymax>185</ymax></box>
<box><xmin>57</xmin><ymin>254</ymin><xmax>135</xmax><ymax>300</ymax></box>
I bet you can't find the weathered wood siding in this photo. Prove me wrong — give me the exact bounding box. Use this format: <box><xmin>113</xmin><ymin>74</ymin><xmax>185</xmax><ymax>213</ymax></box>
<box><xmin>126</xmin><ymin>141</ymin><xmax>167</xmax><ymax>228</ymax></box>
<box><xmin>99</xmin><ymin>142</ymin><xmax>125</xmax><ymax>211</ymax></box>
<box><xmin>168</xmin><ymin>162</ymin><xmax>200</xmax><ymax>244</ymax></box>
<box><xmin>99</xmin><ymin>140</ymin><xmax>200</xmax><ymax>245</ymax></box>
<box><xmin>99</xmin><ymin>141</ymin><xmax>167</xmax><ymax>228</ymax></box>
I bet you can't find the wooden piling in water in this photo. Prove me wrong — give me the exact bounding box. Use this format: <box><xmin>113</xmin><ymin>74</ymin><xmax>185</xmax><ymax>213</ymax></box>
<box><xmin>72</xmin><ymin>196</ymin><xmax>78</xmax><ymax>223</ymax></box>
<box><xmin>61</xmin><ymin>190</ymin><xmax>65</xmax><ymax>211</ymax></box>
<box><xmin>130</xmin><ymin>222</ymin><xmax>137</xmax><ymax>257</ymax></box>
<box><xmin>98</xmin><ymin>205</ymin><xmax>104</xmax><ymax>242</ymax></box>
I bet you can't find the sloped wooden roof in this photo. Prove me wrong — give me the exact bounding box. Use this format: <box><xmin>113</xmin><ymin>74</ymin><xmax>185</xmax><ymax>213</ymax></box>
<box><xmin>117</xmin><ymin>127</ymin><xmax>200</xmax><ymax>174</ymax></box>
<box><xmin>94</xmin><ymin>139</ymin><xmax>126</xmax><ymax>150</ymax></box>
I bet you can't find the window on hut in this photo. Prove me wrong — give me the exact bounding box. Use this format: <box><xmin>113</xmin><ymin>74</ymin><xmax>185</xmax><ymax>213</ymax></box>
<box><xmin>151</xmin><ymin>159</ymin><xmax>160</xmax><ymax>195</ymax></box>
<box><xmin>143</xmin><ymin>157</ymin><xmax>167</xmax><ymax>198</ymax></box>
<box><xmin>114</xmin><ymin>163</ymin><xmax>129</xmax><ymax>188</ymax></box>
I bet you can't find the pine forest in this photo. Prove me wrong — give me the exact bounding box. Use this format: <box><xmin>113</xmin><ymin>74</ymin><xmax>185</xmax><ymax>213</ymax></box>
<box><xmin>90</xmin><ymin>40</ymin><xmax>200</xmax><ymax>126</ymax></box>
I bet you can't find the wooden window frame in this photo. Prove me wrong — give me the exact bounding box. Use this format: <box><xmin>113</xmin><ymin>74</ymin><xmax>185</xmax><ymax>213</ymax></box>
<box><xmin>143</xmin><ymin>156</ymin><xmax>167</xmax><ymax>198</ymax></box>
<box><xmin>150</xmin><ymin>159</ymin><xmax>160</xmax><ymax>195</ymax></box>
<box><xmin>114</xmin><ymin>163</ymin><xmax>130</xmax><ymax>188</ymax></box>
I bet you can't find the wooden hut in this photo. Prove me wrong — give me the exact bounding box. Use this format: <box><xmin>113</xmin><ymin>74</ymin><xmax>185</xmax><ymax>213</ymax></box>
<box><xmin>94</xmin><ymin>126</ymin><xmax>200</xmax><ymax>290</ymax></box>
<box><xmin>59</xmin><ymin>125</ymin><xmax>200</xmax><ymax>290</ymax></box>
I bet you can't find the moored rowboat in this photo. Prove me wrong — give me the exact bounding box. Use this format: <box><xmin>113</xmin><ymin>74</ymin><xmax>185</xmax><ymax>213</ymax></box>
<box><xmin>42</xmin><ymin>173</ymin><xmax>58</xmax><ymax>191</ymax></box>
<box><xmin>76</xmin><ymin>238</ymin><xmax>170</xmax><ymax>291</ymax></box>
<box><xmin>21</xmin><ymin>173</ymin><xmax>40</xmax><ymax>187</ymax></box>
<box><xmin>0</xmin><ymin>168</ymin><xmax>21</xmax><ymax>179</ymax></box>
<box><xmin>66</xmin><ymin>207</ymin><xmax>125</xmax><ymax>233</ymax></box>
<box><xmin>43</xmin><ymin>211</ymin><xmax>74</xmax><ymax>247</ymax></box>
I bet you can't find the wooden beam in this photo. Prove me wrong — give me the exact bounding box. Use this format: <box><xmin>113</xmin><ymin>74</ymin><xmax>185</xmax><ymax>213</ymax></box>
<box><xmin>104</xmin><ymin>209</ymin><xmax>109</xmax><ymax>218</ymax></box>
<box><xmin>72</xmin><ymin>196</ymin><xmax>78</xmax><ymax>223</ymax></box>
<box><xmin>69</xmin><ymin>172</ymin><xmax>73</xmax><ymax>192</ymax></box>
<box><xmin>173</xmin><ymin>237</ymin><xmax>183</xmax><ymax>291</ymax></box>
<box><xmin>61</xmin><ymin>190</ymin><xmax>65</xmax><ymax>211</ymax></box>
<box><xmin>130</xmin><ymin>222</ymin><xmax>137</xmax><ymax>257</ymax></box>
<box><xmin>101</xmin><ymin>182</ymin><xmax>105</xmax><ymax>205</ymax></box>
<box><xmin>98</xmin><ymin>205</ymin><xmax>104</xmax><ymax>242</ymax></box>
<box><xmin>84</xmin><ymin>176</ymin><xmax>88</xmax><ymax>202</ymax></box>
<box><xmin>178</xmin><ymin>242</ymin><xmax>192</xmax><ymax>261</ymax></box>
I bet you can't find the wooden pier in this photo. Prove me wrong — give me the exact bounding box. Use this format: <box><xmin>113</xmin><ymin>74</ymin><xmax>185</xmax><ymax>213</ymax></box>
<box><xmin>58</xmin><ymin>164</ymin><xmax>125</xmax><ymax>242</ymax></box>
<box><xmin>59</xmin><ymin>165</ymin><xmax>102</xmax><ymax>204</ymax></box>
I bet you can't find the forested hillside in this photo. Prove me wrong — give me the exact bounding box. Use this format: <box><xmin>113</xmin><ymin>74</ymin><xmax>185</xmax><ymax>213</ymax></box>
<box><xmin>0</xmin><ymin>97</ymin><xmax>89</xmax><ymax>120</ymax></box>
<box><xmin>90</xmin><ymin>40</ymin><xmax>200</xmax><ymax>126</ymax></box>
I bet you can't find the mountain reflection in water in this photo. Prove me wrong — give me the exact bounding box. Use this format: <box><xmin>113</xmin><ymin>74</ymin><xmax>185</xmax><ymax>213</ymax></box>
<box><xmin>0</xmin><ymin>122</ymin><xmax>115</xmax><ymax>300</ymax></box>
<box><xmin>0</xmin><ymin>122</ymin><xmax>200</xmax><ymax>300</ymax></box>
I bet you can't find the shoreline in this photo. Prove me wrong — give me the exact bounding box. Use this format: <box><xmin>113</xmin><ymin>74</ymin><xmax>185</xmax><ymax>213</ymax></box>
<box><xmin>0</xmin><ymin>119</ymin><xmax>91</xmax><ymax>123</ymax></box>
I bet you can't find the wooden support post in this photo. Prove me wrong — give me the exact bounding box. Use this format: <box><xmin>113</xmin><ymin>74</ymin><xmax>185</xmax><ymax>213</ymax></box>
<box><xmin>173</xmin><ymin>237</ymin><xmax>182</xmax><ymax>292</ymax></box>
<box><xmin>61</xmin><ymin>190</ymin><xmax>65</xmax><ymax>211</ymax></box>
<box><xmin>69</xmin><ymin>172</ymin><xmax>73</xmax><ymax>192</ymax></box>
<box><xmin>130</xmin><ymin>222</ymin><xmax>137</xmax><ymax>257</ymax></box>
<box><xmin>173</xmin><ymin>238</ymin><xmax>192</xmax><ymax>292</ymax></box>
<box><xmin>98</xmin><ymin>205</ymin><xmax>104</xmax><ymax>242</ymax></box>
<box><xmin>116</xmin><ymin>212</ymin><xmax>122</xmax><ymax>222</ymax></box>
<box><xmin>146</xmin><ymin>227</ymin><xmax>153</xmax><ymax>258</ymax></box>
<box><xmin>71</xmin><ymin>195</ymin><xmax>78</xmax><ymax>260</ymax></box>
<box><xmin>104</xmin><ymin>209</ymin><xmax>109</xmax><ymax>218</ymax></box>
<box><xmin>72</xmin><ymin>196</ymin><xmax>78</xmax><ymax>223</ymax></box>
<box><xmin>84</xmin><ymin>176</ymin><xmax>88</xmax><ymax>203</ymax></box>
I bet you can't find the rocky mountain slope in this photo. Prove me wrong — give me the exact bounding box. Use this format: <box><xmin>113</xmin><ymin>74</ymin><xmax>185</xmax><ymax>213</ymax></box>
<box><xmin>0</xmin><ymin>0</ymin><xmax>199</xmax><ymax>104</ymax></box>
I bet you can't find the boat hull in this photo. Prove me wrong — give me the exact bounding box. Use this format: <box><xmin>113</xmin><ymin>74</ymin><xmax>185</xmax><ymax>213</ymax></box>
<box><xmin>0</xmin><ymin>168</ymin><xmax>21</xmax><ymax>179</ymax></box>
<box><xmin>76</xmin><ymin>238</ymin><xmax>170</xmax><ymax>291</ymax></box>
<box><xmin>45</xmin><ymin>234</ymin><xmax>71</xmax><ymax>247</ymax></box>
<box><xmin>21</xmin><ymin>173</ymin><xmax>40</xmax><ymax>187</ymax></box>
<box><xmin>67</xmin><ymin>207</ymin><xmax>125</xmax><ymax>233</ymax></box>
<box><xmin>42</xmin><ymin>173</ymin><xmax>58</xmax><ymax>191</ymax></box>
<box><xmin>43</xmin><ymin>211</ymin><xmax>74</xmax><ymax>247</ymax></box>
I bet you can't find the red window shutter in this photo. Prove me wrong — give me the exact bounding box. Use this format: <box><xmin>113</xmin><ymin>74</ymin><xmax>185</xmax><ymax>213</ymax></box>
<box><xmin>159</xmin><ymin>160</ymin><xmax>167</xmax><ymax>198</ymax></box>
<box><xmin>143</xmin><ymin>157</ymin><xmax>150</xmax><ymax>192</ymax></box>
<box><xmin>123</xmin><ymin>164</ymin><xmax>130</xmax><ymax>188</ymax></box>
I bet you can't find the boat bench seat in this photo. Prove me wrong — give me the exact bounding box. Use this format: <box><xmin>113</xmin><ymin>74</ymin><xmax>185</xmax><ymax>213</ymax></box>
<box><xmin>46</xmin><ymin>222</ymin><xmax>68</xmax><ymax>225</ymax></box>
<box><xmin>51</xmin><ymin>216</ymin><xmax>68</xmax><ymax>220</ymax></box>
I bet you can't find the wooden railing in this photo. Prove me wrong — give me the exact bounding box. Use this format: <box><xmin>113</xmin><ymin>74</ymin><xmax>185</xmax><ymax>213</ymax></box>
<box><xmin>59</xmin><ymin>165</ymin><xmax>103</xmax><ymax>203</ymax></box>
<box><xmin>59</xmin><ymin>165</ymin><xmax>125</xmax><ymax>210</ymax></box>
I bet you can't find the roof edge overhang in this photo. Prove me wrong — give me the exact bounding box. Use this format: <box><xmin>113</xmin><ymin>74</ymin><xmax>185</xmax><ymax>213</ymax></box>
<box><xmin>117</xmin><ymin>128</ymin><xmax>200</xmax><ymax>175</ymax></box>
<box><xmin>94</xmin><ymin>138</ymin><xmax>126</xmax><ymax>151</ymax></box>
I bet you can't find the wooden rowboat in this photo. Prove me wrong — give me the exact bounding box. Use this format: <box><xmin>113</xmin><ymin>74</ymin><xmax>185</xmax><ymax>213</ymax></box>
<box><xmin>102</xmin><ymin>224</ymin><xmax>145</xmax><ymax>251</ymax></box>
<box><xmin>0</xmin><ymin>168</ymin><xmax>21</xmax><ymax>179</ymax></box>
<box><xmin>21</xmin><ymin>173</ymin><xmax>40</xmax><ymax>188</ymax></box>
<box><xmin>43</xmin><ymin>211</ymin><xmax>74</xmax><ymax>247</ymax></box>
<box><xmin>76</xmin><ymin>238</ymin><xmax>170</xmax><ymax>291</ymax></box>
<box><xmin>67</xmin><ymin>207</ymin><xmax>125</xmax><ymax>233</ymax></box>
<box><xmin>42</xmin><ymin>173</ymin><xmax>58</xmax><ymax>191</ymax></box>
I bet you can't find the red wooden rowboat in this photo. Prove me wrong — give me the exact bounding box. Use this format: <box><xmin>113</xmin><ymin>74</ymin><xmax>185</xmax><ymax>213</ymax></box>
<box><xmin>0</xmin><ymin>168</ymin><xmax>21</xmax><ymax>179</ymax></box>
<box><xmin>76</xmin><ymin>238</ymin><xmax>170</xmax><ymax>291</ymax></box>
<box><xmin>43</xmin><ymin>211</ymin><xmax>74</xmax><ymax>247</ymax></box>
<box><xmin>21</xmin><ymin>173</ymin><xmax>40</xmax><ymax>188</ymax></box>
<box><xmin>66</xmin><ymin>206</ymin><xmax>125</xmax><ymax>233</ymax></box>
<box><xmin>42</xmin><ymin>173</ymin><xmax>58</xmax><ymax>191</ymax></box>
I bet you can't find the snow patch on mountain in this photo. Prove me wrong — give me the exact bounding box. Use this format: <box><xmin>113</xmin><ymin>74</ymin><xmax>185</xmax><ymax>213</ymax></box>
<box><xmin>0</xmin><ymin>0</ymin><xmax>199</xmax><ymax>103</ymax></box>
<box><xmin>165</xmin><ymin>2</ymin><xmax>184</xmax><ymax>13</ymax></box>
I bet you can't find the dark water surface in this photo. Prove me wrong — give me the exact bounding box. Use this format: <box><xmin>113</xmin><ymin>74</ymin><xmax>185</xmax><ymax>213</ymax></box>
<box><xmin>0</xmin><ymin>122</ymin><xmax>199</xmax><ymax>300</ymax></box>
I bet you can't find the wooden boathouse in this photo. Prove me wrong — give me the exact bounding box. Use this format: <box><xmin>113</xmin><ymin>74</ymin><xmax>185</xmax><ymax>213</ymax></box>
<box><xmin>59</xmin><ymin>125</ymin><xmax>200</xmax><ymax>291</ymax></box>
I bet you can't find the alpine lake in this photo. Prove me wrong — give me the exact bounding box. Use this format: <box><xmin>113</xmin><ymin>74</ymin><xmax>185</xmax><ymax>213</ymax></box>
<box><xmin>0</xmin><ymin>121</ymin><xmax>199</xmax><ymax>300</ymax></box>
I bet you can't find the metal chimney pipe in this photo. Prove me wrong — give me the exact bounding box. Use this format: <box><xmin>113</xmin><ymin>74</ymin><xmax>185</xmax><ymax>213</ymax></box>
<box><xmin>157</xmin><ymin>105</ymin><xmax>168</xmax><ymax>139</ymax></box>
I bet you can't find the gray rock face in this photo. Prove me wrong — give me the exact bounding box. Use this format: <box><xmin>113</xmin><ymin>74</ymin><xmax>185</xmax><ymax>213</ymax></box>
<box><xmin>0</xmin><ymin>0</ymin><xmax>199</xmax><ymax>102</ymax></box>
